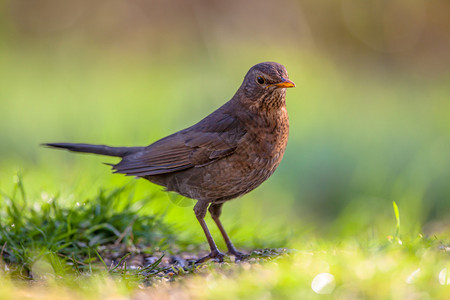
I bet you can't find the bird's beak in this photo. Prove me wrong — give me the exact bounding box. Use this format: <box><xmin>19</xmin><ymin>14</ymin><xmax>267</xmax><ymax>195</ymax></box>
<box><xmin>273</xmin><ymin>78</ymin><xmax>296</xmax><ymax>89</ymax></box>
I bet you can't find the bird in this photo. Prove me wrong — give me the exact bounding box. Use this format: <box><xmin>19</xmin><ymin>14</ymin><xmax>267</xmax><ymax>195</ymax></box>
<box><xmin>45</xmin><ymin>62</ymin><xmax>295</xmax><ymax>263</ymax></box>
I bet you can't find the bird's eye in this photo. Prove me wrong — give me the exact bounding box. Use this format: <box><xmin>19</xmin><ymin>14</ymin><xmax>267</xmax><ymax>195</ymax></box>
<box><xmin>256</xmin><ymin>76</ymin><xmax>265</xmax><ymax>85</ymax></box>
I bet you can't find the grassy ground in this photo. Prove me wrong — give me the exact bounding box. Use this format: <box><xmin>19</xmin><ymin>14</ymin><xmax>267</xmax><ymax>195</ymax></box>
<box><xmin>1</xmin><ymin>46</ymin><xmax>449</xmax><ymax>299</ymax></box>
<box><xmin>0</xmin><ymin>175</ymin><xmax>448</xmax><ymax>299</ymax></box>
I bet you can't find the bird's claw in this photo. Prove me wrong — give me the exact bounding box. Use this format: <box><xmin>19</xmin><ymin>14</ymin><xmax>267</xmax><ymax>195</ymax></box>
<box><xmin>229</xmin><ymin>250</ymin><xmax>249</xmax><ymax>261</ymax></box>
<box><xmin>195</xmin><ymin>250</ymin><xmax>225</xmax><ymax>264</ymax></box>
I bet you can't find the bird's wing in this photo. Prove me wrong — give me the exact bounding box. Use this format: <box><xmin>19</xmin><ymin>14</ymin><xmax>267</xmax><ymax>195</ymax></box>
<box><xmin>112</xmin><ymin>113</ymin><xmax>245</xmax><ymax>177</ymax></box>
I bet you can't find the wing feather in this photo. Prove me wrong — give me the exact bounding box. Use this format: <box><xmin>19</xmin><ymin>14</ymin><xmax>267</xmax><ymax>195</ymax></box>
<box><xmin>112</xmin><ymin>108</ymin><xmax>245</xmax><ymax>176</ymax></box>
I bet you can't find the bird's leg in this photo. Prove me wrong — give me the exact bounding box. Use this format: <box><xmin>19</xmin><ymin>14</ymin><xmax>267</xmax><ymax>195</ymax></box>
<box><xmin>194</xmin><ymin>201</ymin><xmax>225</xmax><ymax>263</ymax></box>
<box><xmin>208</xmin><ymin>203</ymin><xmax>248</xmax><ymax>261</ymax></box>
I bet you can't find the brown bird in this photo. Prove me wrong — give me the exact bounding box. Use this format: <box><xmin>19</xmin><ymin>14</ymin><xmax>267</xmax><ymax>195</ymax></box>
<box><xmin>45</xmin><ymin>62</ymin><xmax>295</xmax><ymax>262</ymax></box>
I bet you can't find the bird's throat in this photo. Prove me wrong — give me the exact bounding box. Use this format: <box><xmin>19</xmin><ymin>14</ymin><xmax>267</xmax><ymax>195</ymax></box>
<box><xmin>257</xmin><ymin>89</ymin><xmax>287</xmax><ymax>111</ymax></box>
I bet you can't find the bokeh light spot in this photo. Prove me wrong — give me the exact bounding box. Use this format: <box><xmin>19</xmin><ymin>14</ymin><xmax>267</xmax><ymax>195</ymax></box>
<box><xmin>438</xmin><ymin>268</ymin><xmax>449</xmax><ymax>285</ymax></box>
<box><xmin>406</xmin><ymin>268</ymin><xmax>420</xmax><ymax>284</ymax></box>
<box><xmin>311</xmin><ymin>273</ymin><xmax>336</xmax><ymax>294</ymax></box>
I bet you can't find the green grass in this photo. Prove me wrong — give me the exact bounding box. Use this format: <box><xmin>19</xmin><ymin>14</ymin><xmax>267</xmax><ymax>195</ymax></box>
<box><xmin>0</xmin><ymin>177</ymin><xmax>448</xmax><ymax>299</ymax></box>
<box><xmin>0</xmin><ymin>174</ymin><xmax>175</xmax><ymax>279</ymax></box>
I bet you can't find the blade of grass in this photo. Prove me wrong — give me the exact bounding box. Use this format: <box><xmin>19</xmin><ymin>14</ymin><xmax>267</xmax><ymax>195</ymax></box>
<box><xmin>392</xmin><ymin>201</ymin><xmax>401</xmax><ymax>237</ymax></box>
<box><xmin>94</xmin><ymin>249</ymin><xmax>108</xmax><ymax>270</ymax></box>
<box><xmin>109</xmin><ymin>253</ymin><xmax>131</xmax><ymax>273</ymax></box>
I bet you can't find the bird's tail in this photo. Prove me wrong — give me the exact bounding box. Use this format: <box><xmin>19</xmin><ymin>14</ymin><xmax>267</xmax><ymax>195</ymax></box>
<box><xmin>43</xmin><ymin>143</ymin><xmax>144</xmax><ymax>157</ymax></box>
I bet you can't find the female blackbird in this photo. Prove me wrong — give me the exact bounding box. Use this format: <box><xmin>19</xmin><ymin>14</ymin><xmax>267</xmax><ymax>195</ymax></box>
<box><xmin>45</xmin><ymin>62</ymin><xmax>295</xmax><ymax>262</ymax></box>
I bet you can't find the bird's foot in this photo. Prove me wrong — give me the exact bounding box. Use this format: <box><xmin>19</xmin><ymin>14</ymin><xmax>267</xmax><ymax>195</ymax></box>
<box><xmin>195</xmin><ymin>250</ymin><xmax>225</xmax><ymax>264</ymax></box>
<box><xmin>228</xmin><ymin>250</ymin><xmax>249</xmax><ymax>261</ymax></box>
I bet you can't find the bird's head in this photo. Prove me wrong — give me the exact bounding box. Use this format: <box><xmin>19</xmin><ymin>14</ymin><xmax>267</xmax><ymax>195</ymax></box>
<box><xmin>238</xmin><ymin>62</ymin><xmax>295</xmax><ymax>110</ymax></box>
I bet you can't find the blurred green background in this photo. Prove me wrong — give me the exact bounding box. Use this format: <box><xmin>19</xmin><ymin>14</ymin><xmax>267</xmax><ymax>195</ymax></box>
<box><xmin>0</xmin><ymin>0</ymin><xmax>449</xmax><ymax>249</ymax></box>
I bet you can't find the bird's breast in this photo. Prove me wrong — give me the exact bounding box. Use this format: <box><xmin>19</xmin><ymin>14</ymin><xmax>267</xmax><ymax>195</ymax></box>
<box><xmin>237</xmin><ymin>107</ymin><xmax>289</xmax><ymax>174</ymax></box>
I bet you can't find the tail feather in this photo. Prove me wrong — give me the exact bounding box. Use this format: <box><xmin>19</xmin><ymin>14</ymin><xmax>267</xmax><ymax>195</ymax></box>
<box><xmin>43</xmin><ymin>143</ymin><xmax>144</xmax><ymax>157</ymax></box>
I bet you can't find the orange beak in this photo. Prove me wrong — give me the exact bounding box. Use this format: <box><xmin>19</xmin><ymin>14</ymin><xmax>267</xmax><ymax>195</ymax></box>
<box><xmin>273</xmin><ymin>78</ymin><xmax>296</xmax><ymax>89</ymax></box>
